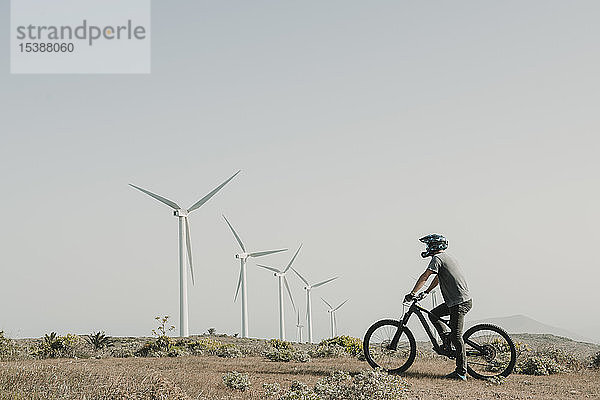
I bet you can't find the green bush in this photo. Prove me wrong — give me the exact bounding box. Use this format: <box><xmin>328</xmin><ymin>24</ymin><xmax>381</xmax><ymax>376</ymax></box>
<box><xmin>136</xmin><ymin>315</ymin><xmax>178</xmax><ymax>357</ymax></box>
<box><xmin>311</xmin><ymin>336</ymin><xmax>363</xmax><ymax>358</ymax></box>
<box><xmin>217</xmin><ymin>344</ymin><xmax>242</xmax><ymax>358</ymax></box>
<box><xmin>515</xmin><ymin>355</ymin><xmax>563</xmax><ymax>375</ymax></box>
<box><xmin>591</xmin><ymin>351</ymin><xmax>600</xmax><ymax>369</ymax></box>
<box><xmin>0</xmin><ymin>331</ymin><xmax>16</xmax><ymax>360</ymax></box>
<box><xmin>85</xmin><ymin>331</ymin><xmax>114</xmax><ymax>351</ymax></box>
<box><xmin>152</xmin><ymin>315</ymin><xmax>175</xmax><ymax>351</ymax></box>
<box><xmin>34</xmin><ymin>332</ymin><xmax>80</xmax><ymax>359</ymax></box>
<box><xmin>265</xmin><ymin>347</ymin><xmax>295</xmax><ymax>362</ymax></box>
<box><xmin>515</xmin><ymin>345</ymin><xmax>582</xmax><ymax>375</ymax></box>
<box><xmin>181</xmin><ymin>338</ymin><xmax>241</xmax><ymax>357</ymax></box>
<box><xmin>264</xmin><ymin>339</ymin><xmax>309</xmax><ymax>363</ymax></box>
<box><xmin>222</xmin><ymin>371</ymin><xmax>250</xmax><ymax>391</ymax></box>
<box><xmin>267</xmin><ymin>338</ymin><xmax>294</xmax><ymax>351</ymax></box>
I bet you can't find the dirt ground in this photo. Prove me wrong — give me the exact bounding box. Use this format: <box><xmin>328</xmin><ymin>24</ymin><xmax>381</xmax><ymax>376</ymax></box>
<box><xmin>1</xmin><ymin>356</ymin><xmax>599</xmax><ymax>399</ymax></box>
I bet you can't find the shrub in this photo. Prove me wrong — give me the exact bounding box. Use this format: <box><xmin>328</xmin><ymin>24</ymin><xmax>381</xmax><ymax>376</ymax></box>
<box><xmin>279</xmin><ymin>380</ymin><xmax>319</xmax><ymax>400</ymax></box>
<box><xmin>222</xmin><ymin>371</ymin><xmax>250</xmax><ymax>391</ymax></box>
<box><xmin>274</xmin><ymin>369</ymin><xmax>408</xmax><ymax>400</ymax></box>
<box><xmin>182</xmin><ymin>338</ymin><xmax>241</xmax><ymax>357</ymax></box>
<box><xmin>265</xmin><ymin>347</ymin><xmax>295</xmax><ymax>362</ymax></box>
<box><xmin>136</xmin><ymin>315</ymin><xmax>179</xmax><ymax>357</ymax></box>
<box><xmin>262</xmin><ymin>382</ymin><xmax>281</xmax><ymax>397</ymax></box>
<box><xmin>294</xmin><ymin>351</ymin><xmax>311</xmax><ymax>363</ymax></box>
<box><xmin>111</xmin><ymin>348</ymin><xmax>134</xmax><ymax>358</ymax></box>
<box><xmin>264</xmin><ymin>339</ymin><xmax>309</xmax><ymax>363</ymax></box>
<box><xmin>167</xmin><ymin>346</ymin><xmax>186</xmax><ymax>357</ymax></box>
<box><xmin>85</xmin><ymin>331</ymin><xmax>114</xmax><ymax>351</ymax></box>
<box><xmin>35</xmin><ymin>332</ymin><xmax>79</xmax><ymax>359</ymax></box>
<box><xmin>0</xmin><ymin>331</ymin><xmax>16</xmax><ymax>360</ymax></box>
<box><xmin>268</xmin><ymin>338</ymin><xmax>294</xmax><ymax>351</ymax></box>
<box><xmin>311</xmin><ymin>336</ymin><xmax>363</xmax><ymax>358</ymax></box>
<box><xmin>217</xmin><ymin>344</ymin><xmax>242</xmax><ymax>358</ymax></box>
<box><xmin>590</xmin><ymin>352</ymin><xmax>600</xmax><ymax>369</ymax></box>
<box><xmin>515</xmin><ymin>346</ymin><xmax>582</xmax><ymax>375</ymax></box>
<box><xmin>135</xmin><ymin>341</ymin><xmax>160</xmax><ymax>357</ymax></box>
<box><xmin>310</xmin><ymin>344</ymin><xmax>344</xmax><ymax>358</ymax></box>
<box><xmin>348</xmin><ymin>369</ymin><xmax>408</xmax><ymax>399</ymax></box>
<box><xmin>152</xmin><ymin>315</ymin><xmax>175</xmax><ymax>352</ymax></box>
<box><xmin>516</xmin><ymin>355</ymin><xmax>562</xmax><ymax>375</ymax></box>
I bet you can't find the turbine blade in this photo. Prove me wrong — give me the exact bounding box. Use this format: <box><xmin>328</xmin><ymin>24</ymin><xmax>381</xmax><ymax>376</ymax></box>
<box><xmin>312</xmin><ymin>276</ymin><xmax>338</xmax><ymax>289</ymax></box>
<box><xmin>296</xmin><ymin>310</ymin><xmax>301</xmax><ymax>326</ymax></box>
<box><xmin>222</xmin><ymin>215</ymin><xmax>246</xmax><ymax>252</ymax></box>
<box><xmin>249</xmin><ymin>249</ymin><xmax>287</xmax><ymax>258</ymax></box>
<box><xmin>283</xmin><ymin>244</ymin><xmax>303</xmax><ymax>273</ymax></box>
<box><xmin>256</xmin><ymin>264</ymin><xmax>281</xmax><ymax>274</ymax></box>
<box><xmin>185</xmin><ymin>217</ymin><xmax>195</xmax><ymax>286</ymax></box>
<box><xmin>291</xmin><ymin>267</ymin><xmax>310</xmax><ymax>287</ymax></box>
<box><xmin>284</xmin><ymin>276</ymin><xmax>296</xmax><ymax>311</ymax></box>
<box><xmin>188</xmin><ymin>170</ymin><xmax>241</xmax><ymax>212</ymax></box>
<box><xmin>333</xmin><ymin>299</ymin><xmax>349</xmax><ymax>312</ymax></box>
<box><xmin>129</xmin><ymin>184</ymin><xmax>180</xmax><ymax>210</ymax></box>
<box><xmin>234</xmin><ymin>268</ymin><xmax>242</xmax><ymax>302</ymax></box>
<box><xmin>321</xmin><ymin>297</ymin><xmax>334</xmax><ymax>309</ymax></box>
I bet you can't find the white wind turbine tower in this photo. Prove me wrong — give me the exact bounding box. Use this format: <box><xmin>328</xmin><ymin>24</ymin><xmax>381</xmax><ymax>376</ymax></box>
<box><xmin>296</xmin><ymin>310</ymin><xmax>304</xmax><ymax>342</ymax></box>
<box><xmin>256</xmin><ymin>245</ymin><xmax>302</xmax><ymax>341</ymax></box>
<box><xmin>292</xmin><ymin>268</ymin><xmax>338</xmax><ymax>343</ymax></box>
<box><xmin>130</xmin><ymin>170</ymin><xmax>240</xmax><ymax>337</ymax></box>
<box><xmin>223</xmin><ymin>215</ymin><xmax>287</xmax><ymax>338</ymax></box>
<box><xmin>321</xmin><ymin>298</ymin><xmax>349</xmax><ymax>338</ymax></box>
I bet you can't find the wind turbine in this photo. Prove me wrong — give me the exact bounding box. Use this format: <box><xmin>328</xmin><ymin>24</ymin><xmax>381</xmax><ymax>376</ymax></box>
<box><xmin>130</xmin><ymin>170</ymin><xmax>240</xmax><ymax>337</ymax></box>
<box><xmin>223</xmin><ymin>215</ymin><xmax>287</xmax><ymax>338</ymax></box>
<box><xmin>321</xmin><ymin>298</ymin><xmax>349</xmax><ymax>338</ymax></box>
<box><xmin>256</xmin><ymin>245</ymin><xmax>302</xmax><ymax>340</ymax></box>
<box><xmin>296</xmin><ymin>310</ymin><xmax>304</xmax><ymax>342</ymax></box>
<box><xmin>291</xmin><ymin>267</ymin><xmax>338</xmax><ymax>343</ymax></box>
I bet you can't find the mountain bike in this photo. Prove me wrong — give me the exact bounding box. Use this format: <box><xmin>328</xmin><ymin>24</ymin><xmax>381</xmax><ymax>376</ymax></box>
<box><xmin>363</xmin><ymin>293</ymin><xmax>517</xmax><ymax>379</ymax></box>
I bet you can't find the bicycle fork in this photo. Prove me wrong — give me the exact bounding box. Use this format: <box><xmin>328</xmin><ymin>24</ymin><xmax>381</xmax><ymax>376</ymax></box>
<box><xmin>388</xmin><ymin>306</ymin><xmax>414</xmax><ymax>350</ymax></box>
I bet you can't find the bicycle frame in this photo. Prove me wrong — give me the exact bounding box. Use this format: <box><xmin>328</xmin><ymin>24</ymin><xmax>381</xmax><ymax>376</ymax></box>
<box><xmin>390</xmin><ymin>300</ymin><xmax>450</xmax><ymax>354</ymax></box>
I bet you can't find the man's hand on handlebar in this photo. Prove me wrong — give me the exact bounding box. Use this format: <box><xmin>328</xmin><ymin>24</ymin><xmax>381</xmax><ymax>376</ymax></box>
<box><xmin>403</xmin><ymin>291</ymin><xmax>428</xmax><ymax>303</ymax></box>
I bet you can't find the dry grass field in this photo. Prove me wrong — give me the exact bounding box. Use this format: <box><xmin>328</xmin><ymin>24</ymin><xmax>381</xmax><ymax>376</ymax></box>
<box><xmin>1</xmin><ymin>355</ymin><xmax>599</xmax><ymax>399</ymax></box>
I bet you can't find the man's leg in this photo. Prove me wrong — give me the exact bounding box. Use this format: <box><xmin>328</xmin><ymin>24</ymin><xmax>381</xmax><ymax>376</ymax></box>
<box><xmin>449</xmin><ymin>299</ymin><xmax>473</xmax><ymax>376</ymax></box>
<box><xmin>428</xmin><ymin>303</ymin><xmax>450</xmax><ymax>337</ymax></box>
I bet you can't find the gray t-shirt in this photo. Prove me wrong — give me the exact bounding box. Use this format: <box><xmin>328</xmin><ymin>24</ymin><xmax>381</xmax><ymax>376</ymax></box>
<box><xmin>427</xmin><ymin>252</ymin><xmax>471</xmax><ymax>307</ymax></box>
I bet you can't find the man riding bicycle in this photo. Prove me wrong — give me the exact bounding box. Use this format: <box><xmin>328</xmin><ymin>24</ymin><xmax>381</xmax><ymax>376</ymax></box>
<box><xmin>404</xmin><ymin>234</ymin><xmax>472</xmax><ymax>381</ymax></box>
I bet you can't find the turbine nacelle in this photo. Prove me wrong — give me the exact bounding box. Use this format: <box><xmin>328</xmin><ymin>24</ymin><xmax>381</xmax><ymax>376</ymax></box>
<box><xmin>235</xmin><ymin>253</ymin><xmax>250</xmax><ymax>260</ymax></box>
<box><xmin>174</xmin><ymin>209</ymin><xmax>188</xmax><ymax>217</ymax></box>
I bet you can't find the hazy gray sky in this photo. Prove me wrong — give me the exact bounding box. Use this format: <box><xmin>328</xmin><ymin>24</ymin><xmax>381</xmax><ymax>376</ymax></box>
<box><xmin>1</xmin><ymin>1</ymin><xmax>599</xmax><ymax>343</ymax></box>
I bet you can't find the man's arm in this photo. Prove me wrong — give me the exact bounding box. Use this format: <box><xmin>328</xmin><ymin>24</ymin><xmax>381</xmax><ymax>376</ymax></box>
<box><xmin>409</xmin><ymin>269</ymin><xmax>435</xmax><ymax>295</ymax></box>
<box><xmin>423</xmin><ymin>275</ymin><xmax>438</xmax><ymax>294</ymax></box>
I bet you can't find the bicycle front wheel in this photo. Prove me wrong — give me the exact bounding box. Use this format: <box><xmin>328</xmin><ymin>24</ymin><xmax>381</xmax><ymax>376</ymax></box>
<box><xmin>464</xmin><ymin>323</ymin><xmax>516</xmax><ymax>379</ymax></box>
<box><xmin>363</xmin><ymin>319</ymin><xmax>416</xmax><ymax>374</ymax></box>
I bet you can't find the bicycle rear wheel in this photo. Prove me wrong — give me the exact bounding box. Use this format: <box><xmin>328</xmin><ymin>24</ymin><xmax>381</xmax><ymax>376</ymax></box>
<box><xmin>463</xmin><ymin>323</ymin><xmax>516</xmax><ymax>379</ymax></box>
<box><xmin>363</xmin><ymin>319</ymin><xmax>416</xmax><ymax>374</ymax></box>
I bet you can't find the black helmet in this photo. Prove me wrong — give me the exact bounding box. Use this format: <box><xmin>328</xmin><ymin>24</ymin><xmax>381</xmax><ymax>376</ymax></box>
<box><xmin>419</xmin><ymin>234</ymin><xmax>448</xmax><ymax>258</ymax></box>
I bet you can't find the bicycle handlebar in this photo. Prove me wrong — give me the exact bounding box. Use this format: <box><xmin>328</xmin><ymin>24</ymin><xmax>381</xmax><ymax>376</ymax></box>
<box><xmin>403</xmin><ymin>292</ymin><xmax>427</xmax><ymax>304</ymax></box>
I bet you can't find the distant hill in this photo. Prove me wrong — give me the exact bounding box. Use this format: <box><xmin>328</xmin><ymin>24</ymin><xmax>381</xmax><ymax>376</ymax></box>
<box><xmin>466</xmin><ymin>314</ymin><xmax>596</xmax><ymax>344</ymax></box>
